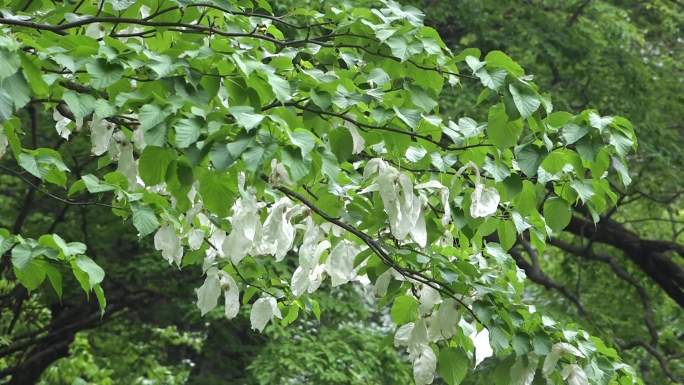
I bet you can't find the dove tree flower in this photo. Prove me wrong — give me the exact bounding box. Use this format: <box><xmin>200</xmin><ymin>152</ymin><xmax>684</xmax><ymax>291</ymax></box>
<box><xmin>0</xmin><ymin>0</ymin><xmax>640</xmax><ymax>384</ymax></box>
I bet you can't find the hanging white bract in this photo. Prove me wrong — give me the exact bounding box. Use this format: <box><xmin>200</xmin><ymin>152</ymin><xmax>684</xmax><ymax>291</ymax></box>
<box><xmin>222</xmin><ymin>174</ymin><xmax>263</xmax><ymax>264</ymax></box>
<box><xmin>250</xmin><ymin>296</ymin><xmax>282</xmax><ymax>332</ymax></box>
<box><xmin>154</xmin><ymin>224</ymin><xmax>183</xmax><ymax>266</ymax></box>
<box><xmin>363</xmin><ymin>158</ymin><xmax>427</xmax><ymax>247</ymax></box>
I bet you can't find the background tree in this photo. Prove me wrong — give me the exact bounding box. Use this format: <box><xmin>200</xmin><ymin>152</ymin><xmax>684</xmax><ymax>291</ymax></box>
<box><xmin>406</xmin><ymin>1</ymin><xmax>684</xmax><ymax>383</ymax></box>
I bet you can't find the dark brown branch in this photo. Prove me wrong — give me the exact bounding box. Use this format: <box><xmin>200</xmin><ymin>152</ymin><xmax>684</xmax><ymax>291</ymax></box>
<box><xmin>567</xmin><ymin>0</ymin><xmax>592</xmax><ymax>26</ymax></box>
<box><xmin>621</xmin><ymin>340</ymin><xmax>681</xmax><ymax>383</ymax></box>
<box><xmin>0</xmin><ymin>165</ymin><xmax>121</xmax><ymax>209</ymax></box>
<box><xmin>564</xmin><ymin>214</ymin><xmax>684</xmax><ymax>307</ymax></box>
<box><xmin>510</xmin><ymin>241</ymin><xmax>586</xmax><ymax>315</ymax></box>
<box><xmin>550</xmin><ymin>238</ymin><xmax>659</xmax><ymax>343</ymax></box>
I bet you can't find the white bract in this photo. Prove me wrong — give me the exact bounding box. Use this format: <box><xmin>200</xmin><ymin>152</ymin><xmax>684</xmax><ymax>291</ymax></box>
<box><xmin>470</xmin><ymin>183</ymin><xmax>500</xmax><ymax>218</ymax></box>
<box><xmin>291</xmin><ymin>218</ymin><xmax>330</xmax><ymax>296</ymax></box>
<box><xmin>510</xmin><ymin>354</ymin><xmax>538</xmax><ymax>385</ymax></box>
<box><xmin>412</xmin><ymin>344</ymin><xmax>437</xmax><ymax>385</ymax></box>
<box><xmin>250</xmin><ymin>296</ymin><xmax>282</xmax><ymax>332</ymax></box>
<box><xmin>187</xmin><ymin>229</ymin><xmax>205</xmax><ymax>250</ymax></box>
<box><xmin>417</xmin><ymin>284</ymin><xmax>442</xmax><ymax>314</ymax></box>
<box><xmin>194</xmin><ymin>267</ymin><xmax>241</xmax><ymax>319</ymax></box>
<box><xmin>471</xmin><ymin>328</ymin><xmax>494</xmax><ymax>366</ymax></box>
<box><xmin>543</xmin><ymin>342</ymin><xmax>585</xmax><ymax>376</ymax></box>
<box><xmin>562</xmin><ymin>364</ymin><xmax>589</xmax><ymax>385</ymax></box>
<box><xmin>154</xmin><ymin>224</ymin><xmax>183</xmax><ymax>266</ymax></box>
<box><xmin>90</xmin><ymin>117</ymin><xmax>114</xmax><ymax>156</ymax></box>
<box><xmin>348</xmin><ymin>125</ymin><xmax>365</xmax><ymax>154</ymax></box>
<box><xmin>454</xmin><ymin>162</ymin><xmax>500</xmax><ymax>218</ymax></box>
<box><xmin>53</xmin><ymin>109</ymin><xmax>71</xmax><ymax>139</ymax></box>
<box><xmin>219</xmin><ymin>270</ymin><xmax>240</xmax><ymax>319</ymax></box>
<box><xmin>415</xmin><ymin>180</ymin><xmax>451</xmax><ymax>226</ymax></box>
<box><xmin>0</xmin><ymin>131</ymin><xmax>7</xmax><ymax>159</ymax></box>
<box><xmin>222</xmin><ymin>174</ymin><xmax>263</xmax><ymax>264</ymax></box>
<box><xmin>116</xmin><ymin>142</ymin><xmax>137</xmax><ymax>187</ymax></box>
<box><xmin>363</xmin><ymin>159</ymin><xmax>427</xmax><ymax>247</ymax></box>
<box><xmin>325</xmin><ymin>240</ymin><xmax>360</xmax><ymax>287</ymax></box>
<box><xmin>258</xmin><ymin>197</ymin><xmax>296</xmax><ymax>261</ymax></box>
<box><xmin>427</xmin><ymin>299</ymin><xmax>459</xmax><ymax>340</ymax></box>
<box><xmin>394</xmin><ymin>319</ymin><xmax>438</xmax><ymax>385</ymax></box>
<box><xmin>196</xmin><ymin>267</ymin><xmax>221</xmax><ymax>316</ymax></box>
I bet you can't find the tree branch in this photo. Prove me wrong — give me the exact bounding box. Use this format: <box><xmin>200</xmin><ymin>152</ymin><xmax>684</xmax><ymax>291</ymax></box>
<box><xmin>274</xmin><ymin>183</ymin><xmax>482</xmax><ymax>324</ymax></box>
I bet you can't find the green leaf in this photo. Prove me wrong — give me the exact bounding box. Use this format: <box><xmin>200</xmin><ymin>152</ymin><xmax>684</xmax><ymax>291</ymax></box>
<box><xmin>0</xmin><ymin>231</ymin><xmax>14</xmax><ymax>256</ymax></box>
<box><xmin>489</xmin><ymin>326</ymin><xmax>510</xmax><ymax>352</ymax></box>
<box><xmin>44</xmin><ymin>263</ymin><xmax>63</xmax><ymax>299</ymax></box>
<box><xmin>561</xmin><ymin>123</ymin><xmax>589</xmax><ymax>145</ymax></box>
<box><xmin>75</xmin><ymin>255</ymin><xmax>105</xmax><ymax>288</ymax></box>
<box><xmin>18</xmin><ymin>153</ymin><xmax>41</xmax><ymax>178</ymax></box>
<box><xmin>138</xmin><ymin>104</ymin><xmax>170</xmax><ymax>131</ymax></box>
<box><xmin>94</xmin><ymin>284</ymin><xmax>106</xmax><ymax>315</ymax></box>
<box><xmin>139</xmin><ymin>146</ymin><xmax>173</xmax><ymax>185</ymax></box>
<box><xmin>131</xmin><ymin>205</ymin><xmax>159</xmax><ymax>237</ymax></box>
<box><xmin>509</xmin><ymin>84</ymin><xmax>540</xmax><ymax>119</ymax></box>
<box><xmin>20</xmin><ymin>53</ymin><xmax>49</xmax><ymax>95</ymax></box>
<box><xmin>242</xmin><ymin>146</ymin><xmax>265</xmax><ymax>172</ymax></box>
<box><xmin>485</xmin><ymin>51</ymin><xmax>524</xmax><ymax>77</ymax></box>
<box><xmin>281</xmin><ymin>147</ymin><xmax>309</xmax><ymax>181</ymax></box>
<box><xmin>11</xmin><ymin>243</ymin><xmax>36</xmax><ymax>269</ymax></box>
<box><xmin>71</xmin><ymin>259</ymin><xmax>91</xmax><ymax>293</ymax></box>
<box><xmin>0</xmin><ymin>88</ymin><xmax>14</xmax><ymax>121</ymax></box>
<box><xmin>570</xmin><ymin>180</ymin><xmax>594</xmax><ymax>203</ymax></box>
<box><xmin>199</xmin><ymin>172</ymin><xmax>234</xmax><ymax>217</ymax></box>
<box><xmin>52</xmin><ymin>234</ymin><xmax>86</xmax><ymax>257</ymax></box>
<box><xmin>14</xmin><ymin>259</ymin><xmax>46</xmax><ymax>291</ymax></box>
<box><xmin>282</xmin><ymin>303</ymin><xmax>300</xmax><ymax>326</ymax></box>
<box><xmin>229</xmin><ymin>106</ymin><xmax>264</xmax><ymax>132</ymax></box>
<box><xmin>515</xmin><ymin>145</ymin><xmax>545</xmax><ymax>177</ymax></box>
<box><xmin>0</xmin><ymin>72</ymin><xmax>30</xmax><ymax>111</ymax></box>
<box><xmin>390</xmin><ymin>295</ymin><xmax>419</xmax><ymax>325</ymax></box>
<box><xmin>289</xmin><ymin>128</ymin><xmax>317</xmax><ymax>158</ymax></box>
<box><xmin>438</xmin><ymin>348</ymin><xmax>468</xmax><ymax>385</ymax></box>
<box><xmin>488</xmin><ymin>103</ymin><xmax>520</xmax><ymax>149</ymax></box>
<box><xmin>86</xmin><ymin>59</ymin><xmax>123</xmax><ymax>88</ymax></box>
<box><xmin>0</xmin><ymin>48</ymin><xmax>20</xmax><ymax>79</ymax></box>
<box><xmin>82</xmin><ymin>174</ymin><xmax>115</xmax><ymax>193</ymax></box>
<box><xmin>63</xmin><ymin>91</ymin><xmax>96</xmax><ymax>120</ymax></box>
<box><xmin>147</xmin><ymin>54</ymin><xmax>174</xmax><ymax>78</ymax></box>
<box><xmin>492</xmin><ymin>358</ymin><xmax>514</xmax><ymax>385</ymax></box>
<box><xmin>329</xmin><ymin>127</ymin><xmax>353</xmax><ymax>162</ymax></box>
<box><xmin>174</xmin><ymin>118</ymin><xmax>201</xmax><ymax>148</ymax></box>
<box><xmin>386</xmin><ymin>36</ymin><xmax>409</xmax><ymax>61</ymax></box>
<box><xmin>546</xmin><ymin>111</ymin><xmax>574</xmax><ymax>128</ymax></box>
<box><xmin>497</xmin><ymin>220</ymin><xmax>516</xmax><ymax>251</ymax></box>
<box><xmin>393</xmin><ymin>107</ymin><xmax>421</xmax><ymax>129</ymax></box>
<box><xmin>611</xmin><ymin>156</ymin><xmax>631</xmax><ymax>187</ymax></box>
<box><xmin>265</xmin><ymin>72</ymin><xmax>291</xmax><ymax>102</ymax></box>
<box><xmin>408</xmin><ymin>85</ymin><xmax>438</xmax><ymax>112</ymax></box>
<box><xmin>541</xmin><ymin>149</ymin><xmax>571</xmax><ymax>174</ymax></box>
<box><xmin>543</xmin><ymin>197</ymin><xmax>572</xmax><ymax>233</ymax></box>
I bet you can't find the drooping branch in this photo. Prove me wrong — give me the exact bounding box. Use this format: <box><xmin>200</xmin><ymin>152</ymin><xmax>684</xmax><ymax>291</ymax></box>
<box><xmin>274</xmin><ymin>183</ymin><xmax>482</xmax><ymax>324</ymax></box>
<box><xmin>0</xmin><ymin>164</ymin><xmax>122</xmax><ymax>210</ymax></box>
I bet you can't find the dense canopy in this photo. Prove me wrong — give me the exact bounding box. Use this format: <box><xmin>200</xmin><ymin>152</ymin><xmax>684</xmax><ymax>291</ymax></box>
<box><xmin>0</xmin><ymin>0</ymin><xmax>681</xmax><ymax>384</ymax></box>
